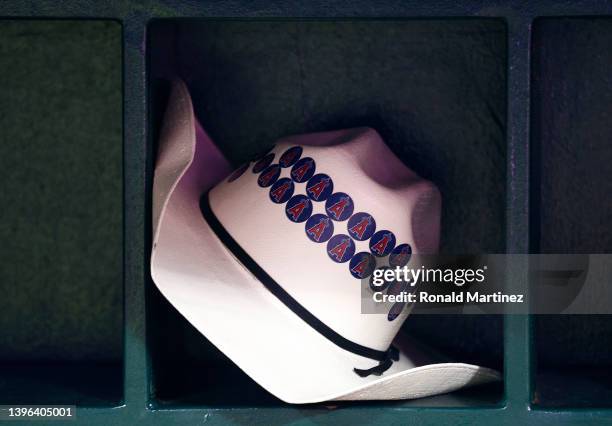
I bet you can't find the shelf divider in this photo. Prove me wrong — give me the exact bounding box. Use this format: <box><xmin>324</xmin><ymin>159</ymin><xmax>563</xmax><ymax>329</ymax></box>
<box><xmin>503</xmin><ymin>17</ymin><xmax>534</xmax><ymax>412</ymax></box>
<box><xmin>123</xmin><ymin>16</ymin><xmax>150</xmax><ymax>412</ymax></box>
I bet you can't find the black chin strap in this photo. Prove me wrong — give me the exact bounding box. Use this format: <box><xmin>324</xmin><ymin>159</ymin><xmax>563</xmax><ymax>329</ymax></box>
<box><xmin>353</xmin><ymin>346</ymin><xmax>400</xmax><ymax>377</ymax></box>
<box><xmin>200</xmin><ymin>192</ymin><xmax>399</xmax><ymax>378</ymax></box>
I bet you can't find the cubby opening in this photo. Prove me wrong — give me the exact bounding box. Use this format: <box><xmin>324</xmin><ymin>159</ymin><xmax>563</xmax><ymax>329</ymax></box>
<box><xmin>0</xmin><ymin>20</ymin><xmax>123</xmax><ymax>406</ymax></box>
<box><xmin>531</xmin><ymin>18</ymin><xmax>612</xmax><ymax>408</ymax></box>
<box><xmin>147</xmin><ymin>18</ymin><xmax>507</xmax><ymax>408</ymax></box>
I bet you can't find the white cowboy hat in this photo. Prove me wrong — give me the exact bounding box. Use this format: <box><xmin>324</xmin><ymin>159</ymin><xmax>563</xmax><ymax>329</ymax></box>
<box><xmin>151</xmin><ymin>80</ymin><xmax>500</xmax><ymax>404</ymax></box>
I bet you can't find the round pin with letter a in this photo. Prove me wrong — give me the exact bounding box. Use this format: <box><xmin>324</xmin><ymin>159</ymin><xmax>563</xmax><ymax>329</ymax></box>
<box><xmin>257</xmin><ymin>164</ymin><xmax>281</xmax><ymax>188</ymax></box>
<box><xmin>285</xmin><ymin>195</ymin><xmax>313</xmax><ymax>223</ymax></box>
<box><xmin>305</xmin><ymin>214</ymin><xmax>334</xmax><ymax>243</ymax></box>
<box><xmin>269</xmin><ymin>178</ymin><xmax>294</xmax><ymax>204</ymax></box>
<box><xmin>279</xmin><ymin>146</ymin><xmax>303</xmax><ymax>168</ymax></box>
<box><xmin>325</xmin><ymin>192</ymin><xmax>354</xmax><ymax>222</ymax></box>
<box><xmin>306</xmin><ymin>174</ymin><xmax>334</xmax><ymax>202</ymax></box>
<box><xmin>227</xmin><ymin>163</ymin><xmax>249</xmax><ymax>182</ymax></box>
<box><xmin>290</xmin><ymin>157</ymin><xmax>316</xmax><ymax>183</ymax></box>
<box><xmin>252</xmin><ymin>153</ymin><xmax>275</xmax><ymax>174</ymax></box>
<box><xmin>326</xmin><ymin>234</ymin><xmax>356</xmax><ymax>263</ymax></box>
<box><xmin>369</xmin><ymin>230</ymin><xmax>396</xmax><ymax>257</ymax></box>
<box><xmin>389</xmin><ymin>243</ymin><xmax>412</xmax><ymax>267</ymax></box>
<box><xmin>349</xmin><ymin>252</ymin><xmax>376</xmax><ymax>279</ymax></box>
<box><xmin>347</xmin><ymin>212</ymin><xmax>376</xmax><ymax>241</ymax></box>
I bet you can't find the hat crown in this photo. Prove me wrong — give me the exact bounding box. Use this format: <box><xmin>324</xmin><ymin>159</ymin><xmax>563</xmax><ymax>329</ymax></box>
<box><xmin>209</xmin><ymin>128</ymin><xmax>440</xmax><ymax>352</ymax></box>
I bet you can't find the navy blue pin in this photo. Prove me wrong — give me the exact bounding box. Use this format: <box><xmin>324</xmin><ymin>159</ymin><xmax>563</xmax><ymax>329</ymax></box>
<box><xmin>269</xmin><ymin>178</ymin><xmax>294</xmax><ymax>204</ymax></box>
<box><xmin>306</xmin><ymin>174</ymin><xmax>334</xmax><ymax>201</ymax></box>
<box><xmin>285</xmin><ymin>195</ymin><xmax>313</xmax><ymax>223</ymax></box>
<box><xmin>325</xmin><ymin>192</ymin><xmax>354</xmax><ymax>221</ymax></box>
<box><xmin>369</xmin><ymin>230</ymin><xmax>396</xmax><ymax>257</ymax></box>
<box><xmin>290</xmin><ymin>157</ymin><xmax>316</xmax><ymax>183</ymax></box>
<box><xmin>252</xmin><ymin>152</ymin><xmax>275</xmax><ymax>174</ymax></box>
<box><xmin>386</xmin><ymin>280</ymin><xmax>410</xmax><ymax>321</ymax></box>
<box><xmin>326</xmin><ymin>234</ymin><xmax>356</xmax><ymax>263</ymax></box>
<box><xmin>257</xmin><ymin>164</ymin><xmax>281</xmax><ymax>187</ymax></box>
<box><xmin>389</xmin><ymin>243</ymin><xmax>412</xmax><ymax>267</ymax></box>
<box><xmin>305</xmin><ymin>214</ymin><xmax>334</xmax><ymax>243</ymax></box>
<box><xmin>349</xmin><ymin>252</ymin><xmax>376</xmax><ymax>279</ymax></box>
<box><xmin>279</xmin><ymin>146</ymin><xmax>303</xmax><ymax>168</ymax></box>
<box><xmin>227</xmin><ymin>163</ymin><xmax>249</xmax><ymax>183</ymax></box>
<box><xmin>347</xmin><ymin>212</ymin><xmax>376</xmax><ymax>241</ymax></box>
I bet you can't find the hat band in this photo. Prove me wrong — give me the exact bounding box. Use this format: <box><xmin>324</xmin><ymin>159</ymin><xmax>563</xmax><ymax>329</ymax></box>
<box><xmin>200</xmin><ymin>191</ymin><xmax>398</xmax><ymax>377</ymax></box>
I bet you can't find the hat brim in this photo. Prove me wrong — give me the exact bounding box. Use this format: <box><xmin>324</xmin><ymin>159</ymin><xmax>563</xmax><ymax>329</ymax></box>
<box><xmin>151</xmin><ymin>80</ymin><xmax>500</xmax><ymax>404</ymax></box>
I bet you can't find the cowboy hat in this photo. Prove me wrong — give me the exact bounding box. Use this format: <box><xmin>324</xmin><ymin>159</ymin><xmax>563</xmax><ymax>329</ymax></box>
<box><xmin>151</xmin><ymin>79</ymin><xmax>500</xmax><ymax>404</ymax></box>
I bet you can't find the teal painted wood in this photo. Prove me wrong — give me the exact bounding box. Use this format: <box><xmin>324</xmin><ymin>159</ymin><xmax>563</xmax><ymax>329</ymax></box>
<box><xmin>504</xmin><ymin>16</ymin><xmax>533</xmax><ymax>411</ymax></box>
<box><xmin>0</xmin><ymin>19</ymin><xmax>123</xmax><ymax>407</ymax></box>
<box><xmin>14</xmin><ymin>405</ymin><xmax>612</xmax><ymax>426</ymax></box>
<box><xmin>123</xmin><ymin>15</ymin><xmax>150</xmax><ymax>415</ymax></box>
<box><xmin>0</xmin><ymin>1</ymin><xmax>611</xmax><ymax>425</ymax></box>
